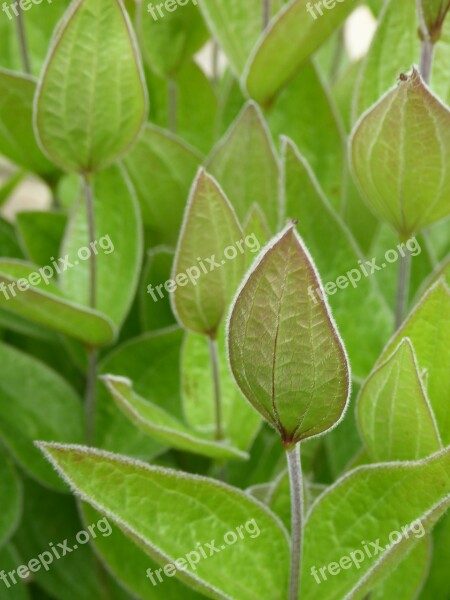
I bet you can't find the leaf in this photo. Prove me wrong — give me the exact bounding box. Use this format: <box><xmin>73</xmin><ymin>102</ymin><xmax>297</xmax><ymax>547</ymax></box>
<box><xmin>197</xmin><ymin>0</ymin><xmax>266</xmax><ymax>76</ymax></box>
<box><xmin>243</xmin><ymin>0</ymin><xmax>356</xmax><ymax>105</ymax></box>
<box><xmin>0</xmin><ymin>448</ymin><xmax>22</xmax><ymax>547</ymax></box>
<box><xmin>138</xmin><ymin>0</ymin><xmax>207</xmax><ymax>76</ymax></box>
<box><xmin>82</xmin><ymin>502</ymin><xmax>205</xmax><ymax>600</ymax></box>
<box><xmin>268</xmin><ymin>62</ymin><xmax>345</xmax><ymax>209</ymax></box>
<box><xmin>59</xmin><ymin>164</ymin><xmax>143</xmax><ymax>328</ymax></box>
<box><xmin>0</xmin><ymin>260</ymin><xmax>116</xmax><ymax>346</ymax></box>
<box><xmin>0</xmin><ymin>172</ymin><xmax>25</xmax><ymax>210</ymax></box>
<box><xmin>228</xmin><ymin>225</ymin><xmax>351</xmax><ymax>446</ymax></box>
<box><xmin>281</xmin><ymin>138</ymin><xmax>393</xmax><ymax>377</ymax></box>
<box><xmin>182</xmin><ymin>326</ymin><xmax>261</xmax><ymax>451</ymax></box>
<box><xmin>0</xmin><ymin>343</ymin><xmax>84</xmax><ymax>490</ymax></box>
<box><xmin>0</xmin><ymin>70</ymin><xmax>57</xmax><ymax>178</ymax></box>
<box><xmin>172</xmin><ymin>169</ymin><xmax>245</xmax><ymax>337</ymax></box>
<box><xmin>371</xmin><ymin>538</ymin><xmax>431</xmax><ymax>600</ymax></box>
<box><xmin>418</xmin><ymin>0</ymin><xmax>450</xmax><ymax>40</ymax></box>
<box><xmin>123</xmin><ymin>124</ymin><xmax>203</xmax><ymax>245</ymax></box>
<box><xmin>353</xmin><ymin>0</ymin><xmax>420</xmax><ymax>119</ymax></box>
<box><xmin>13</xmin><ymin>477</ymin><xmax>115</xmax><ymax>600</ymax></box>
<box><xmin>95</xmin><ymin>327</ymin><xmax>184</xmax><ymax>458</ymax></box>
<box><xmin>34</xmin><ymin>0</ymin><xmax>147</xmax><ymax>173</ymax></box>
<box><xmin>103</xmin><ymin>375</ymin><xmax>247</xmax><ymax>460</ymax></box>
<box><xmin>206</xmin><ymin>102</ymin><xmax>280</xmax><ymax>231</ymax></box>
<box><xmin>38</xmin><ymin>443</ymin><xmax>290</xmax><ymax>600</ymax></box>
<box><xmin>419</xmin><ymin>512</ymin><xmax>450</xmax><ymax>598</ymax></box>
<box><xmin>379</xmin><ymin>281</ymin><xmax>450</xmax><ymax>445</ymax></box>
<box><xmin>301</xmin><ymin>447</ymin><xmax>450</xmax><ymax>599</ymax></box>
<box><xmin>350</xmin><ymin>68</ymin><xmax>450</xmax><ymax>237</ymax></box>
<box><xmin>139</xmin><ymin>247</ymin><xmax>177</xmax><ymax>331</ymax></box>
<box><xmin>16</xmin><ymin>211</ymin><xmax>67</xmax><ymax>267</ymax></box>
<box><xmin>0</xmin><ymin>545</ymin><xmax>31</xmax><ymax>600</ymax></box>
<box><xmin>357</xmin><ymin>339</ymin><xmax>442</xmax><ymax>462</ymax></box>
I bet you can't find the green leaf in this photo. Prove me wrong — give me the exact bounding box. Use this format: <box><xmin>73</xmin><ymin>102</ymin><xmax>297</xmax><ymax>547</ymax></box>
<box><xmin>282</xmin><ymin>138</ymin><xmax>393</xmax><ymax>377</ymax></box>
<box><xmin>350</xmin><ymin>68</ymin><xmax>450</xmax><ymax>237</ymax></box>
<box><xmin>138</xmin><ymin>0</ymin><xmax>207</xmax><ymax>76</ymax></box>
<box><xmin>379</xmin><ymin>281</ymin><xmax>450</xmax><ymax>445</ymax></box>
<box><xmin>103</xmin><ymin>375</ymin><xmax>247</xmax><ymax>460</ymax></box>
<box><xmin>371</xmin><ymin>538</ymin><xmax>431</xmax><ymax>600</ymax></box>
<box><xmin>353</xmin><ymin>0</ymin><xmax>420</xmax><ymax>119</ymax></box>
<box><xmin>243</xmin><ymin>0</ymin><xmax>356</xmax><ymax>105</ymax></box>
<box><xmin>0</xmin><ymin>171</ymin><xmax>25</xmax><ymax>209</ymax></box>
<box><xmin>59</xmin><ymin>165</ymin><xmax>142</xmax><ymax>328</ymax></box>
<box><xmin>0</xmin><ymin>448</ymin><xmax>22</xmax><ymax>547</ymax></box>
<box><xmin>172</xmin><ymin>169</ymin><xmax>245</xmax><ymax>337</ymax></box>
<box><xmin>0</xmin><ymin>260</ymin><xmax>116</xmax><ymax>346</ymax></box>
<box><xmin>182</xmin><ymin>326</ymin><xmax>261</xmax><ymax>451</ymax></box>
<box><xmin>95</xmin><ymin>327</ymin><xmax>184</xmax><ymax>458</ymax></box>
<box><xmin>206</xmin><ymin>102</ymin><xmax>280</xmax><ymax>230</ymax></box>
<box><xmin>268</xmin><ymin>62</ymin><xmax>345</xmax><ymax>209</ymax></box>
<box><xmin>419</xmin><ymin>512</ymin><xmax>450</xmax><ymax>599</ymax></box>
<box><xmin>301</xmin><ymin>447</ymin><xmax>450</xmax><ymax>599</ymax></box>
<box><xmin>82</xmin><ymin>502</ymin><xmax>205</xmax><ymax>600</ymax></box>
<box><xmin>357</xmin><ymin>339</ymin><xmax>442</xmax><ymax>462</ymax></box>
<box><xmin>0</xmin><ymin>70</ymin><xmax>57</xmax><ymax>178</ymax></box>
<box><xmin>139</xmin><ymin>247</ymin><xmax>177</xmax><ymax>332</ymax></box>
<box><xmin>0</xmin><ymin>545</ymin><xmax>31</xmax><ymax>600</ymax></box>
<box><xmin>0</xmin><ymin>343</ymin><xmax>84</xmax><ymax>490</ymax></box>
<box><xmin>123</xmin><ymin>124</ymin><xmax>203</xmax><ymax>245</ymax></box>
<box><xmin>38</xmin><ymin>443</ymin><xmax>290</xmax><ymax>600</ymax></box>
<box><xmin>34</xmin><ymin>0</ymin><xmax>147</xmax><ymax>173</ymax></box>
<box><xmin>16</xmin><ymin>211</ymin><xmax>67</xmax><ymax>267</ymax></box>
<box><xmin>197</xmin><ymin>0</ymin><xmax>266</xmax><ymax>76</ymax></box>
<box><xmin>228</xmin><ymin>225</ymin><xmax>351</xmax><ymax>445</ymax></box>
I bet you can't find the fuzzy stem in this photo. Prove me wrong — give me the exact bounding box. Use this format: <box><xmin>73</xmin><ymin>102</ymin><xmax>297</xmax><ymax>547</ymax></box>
<box><xmin>395</xmin><ymin>247</ymin><xmax>411</xmax><ymax>329</ymax></box>
<box><xmin>208</xmin><ymin>335</ymin><xmax>223</xmax><ymax>441</ymax></box>
<box><xmin>286</xmin><ymin>443</ymin><xmax>303</xmax><ymax>600</ymax></box>
<box><xmin>83</xmin><ymin>174</ymin><xmax>98</xmax><ymax>444</ymax></box>
<box><xmin>16</xmin><ymin>12</ymin><xmax>31</xmax><ymax>74</ymax></box>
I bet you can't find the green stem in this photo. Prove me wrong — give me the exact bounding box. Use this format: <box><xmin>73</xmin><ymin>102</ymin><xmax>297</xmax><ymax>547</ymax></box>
<box><xmin>16</xmin><ymin>11</ymin><xmax>31</xmax><ymax>74</ymax></box>
<box><xmin>419</xmin><ymin>38</ymin><xmax>435</xmax><ymax>84</ymax></box>
<box><xmin>286</xmin><ymin>443</ymin><xmax>303</xmax><ymax>600</ymax></box>
<box><xmin>395</xmin><ymin>247</ymin><xmax>411</xmax><ymax>329</ymax></box>
<box><xmin>208</xmin><ymin>335</ymin><xmax>223</xmax><ymax>441</ymax></box>
<box><xmin>263</xmin><ymin>0</ymin><xmax>271</xmax><ymax>29</ymax></box>
<box><xmin>83</xmin><ymin>174</ymin><xmax>98</xmax><ymax>444</ymax></box>
<box><xmin>168</xmin><ymin>79</ymin><xmax>177</xmax><ymax>133</ymax></box>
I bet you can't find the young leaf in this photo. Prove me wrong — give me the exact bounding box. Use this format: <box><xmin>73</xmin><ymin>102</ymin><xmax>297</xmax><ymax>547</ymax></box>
<box><xmin>282</xmin><ymin>138</ymin><xmax>393</xmax><ymax>378</ymax></box>
<box><xmin>206</xmin><ymin>102</ymin><xmax>280</xmax><ymax>231</ymax></box>
<box><xmin>123</xmin><ymin>124</ymin><xmax>203</xmax><ymax>245</ymax></box>
<box><xmin>357</xmin><ymin>339</ymin><xmax>442</xmax><ymax>462</ymax></box>
<box><xmin>0</xmin><ymin>343</ymin><xmax>84</xmax><ymax>491</ymax></box>
<box><xmin>301</xmin><ymin>447</ymin><xmax>450</xmax><ymax>599</ymax></box>
<box><xmin>103</xmin><ymin>375</ymin><xmax>248</xmax><ymax>460</ymax></box>
<box><xmin>0</xmin><ymin>260</ymin><xmax>116</xmax><ymax>346</ymax></box>
<box><xmin>172</xmin><ymin>169</ymin><xmax>245</xmax><ymax>337</ymax></box>
<box><xmin>243</xmin><ymin>0</ymin><xmax>355</xmax><ymax>105</ymax></box>
<box><xmin>38</xmin><ymin>443</ymin><xmax>290</xmax><ymax>600</ymax></box>
<box><xmin>0</xmin><ymin>449</ymin><xmax>22</xmax><ymax>547</ymax></box>
<box><xmin>59</xmin><ymin>165</ymin><xmax>143</xmax><ymax>328</ymax></box>
<box><xmin>0</xmin><ymin>70</ymin><xmax>57</xmax><ymax>178</ymax></box>
<box><xmin>350</xmin><ymin>68</ymin><xmax>450</xmax><ymax>237</ymax></box>
<box><xmin>379</xmin><ymin>281</ymin><xmax>450</xmax><ymax>445</ymax></box>
<box><xmin>228</xmin><ymin>225</ymin><xmax>351</xmax><ymax>446</ymax></box>
<box><xmin>34</xmin><ymin>0</ymin><xmax>147</xmax><ymax>173</ymax></box>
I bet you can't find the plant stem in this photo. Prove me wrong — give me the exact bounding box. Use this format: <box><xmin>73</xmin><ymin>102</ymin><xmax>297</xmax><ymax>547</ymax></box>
<box><xmin>263</xmin><ymin>0</ymin><xmax>271</xmax><ymax>29</ymax></box>
<box><xmin>208</xmin><ymin>335</ymin><xmax>223</xmax><ymax>441</ymax></box>
<box><xmin>395</xmin><ymin>247</ymin><xmax>411</xmax><ymax>329</ymax></box>
<box><xmin>16</xmin><ymin>11</ymin><xmax>31</xmax><ymax>74</ymax></box>
<box><xmin>286</xmin><ymin>443</ymin><xmax>303</xmax><ymax>600</ymax></box>
<box><xmin>83</xmin><ymin>174</ymin><xmax>98</xmax><ymax>444</ymax></box>
<box><xmin>212</xmin><ymin>41</ymin><xmax>220</xmax><ymax>87</ymax></box>
<box><xmin>168</xmin><ymin>79</ymin><xmax>177</xmax><ymax>133</ymax></box>
<box><xmin>419</xmin><ymin>38</ymin><xmax>435</xmax><ymax>84</ymax></box>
